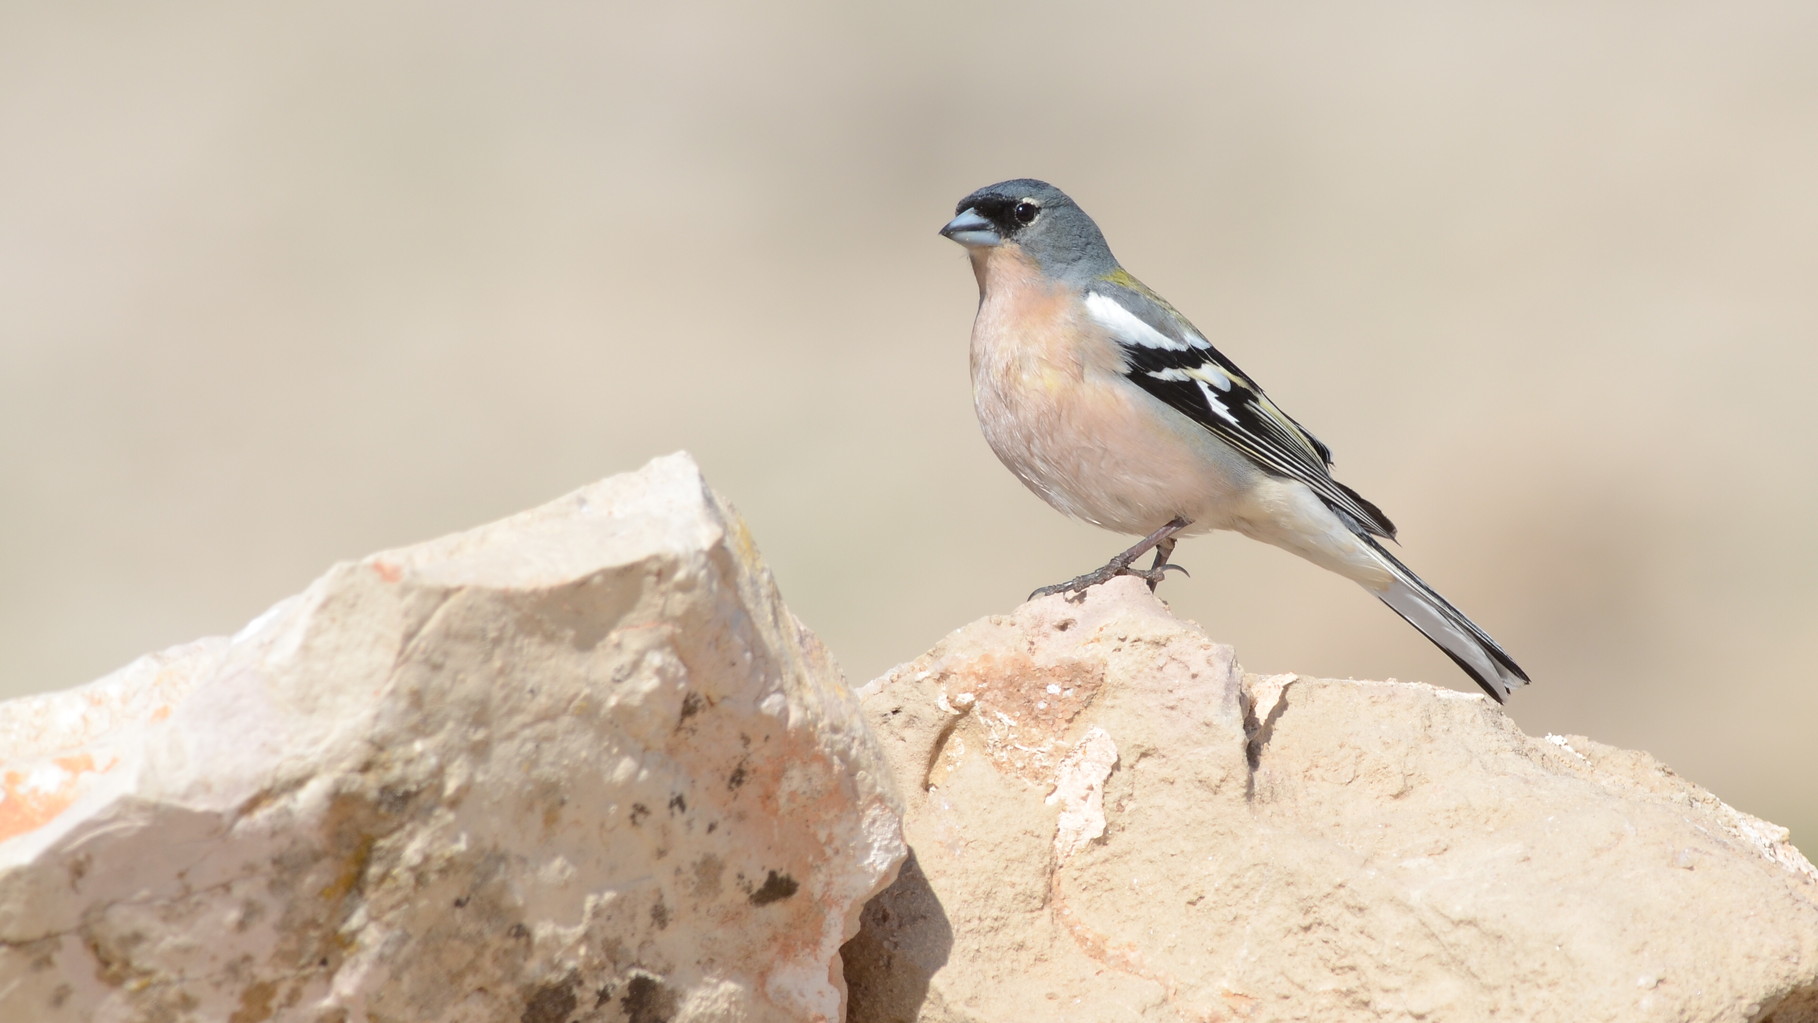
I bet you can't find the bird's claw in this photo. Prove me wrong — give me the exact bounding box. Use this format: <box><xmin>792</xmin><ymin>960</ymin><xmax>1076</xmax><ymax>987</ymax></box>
<box><xmin>1027</xmin><ymin>568</ymin><xmax>1115</xmax><ymax>602</ymax></box>
<box><xmin>1123</xmin><ymin>561</ymin><xmax>1190</xmax><ymax>592</ymax></box>
<box><xmin>1130</xmin><ymin>561</ymin><xmax>1190</xmax><ymax>591</ymax></box>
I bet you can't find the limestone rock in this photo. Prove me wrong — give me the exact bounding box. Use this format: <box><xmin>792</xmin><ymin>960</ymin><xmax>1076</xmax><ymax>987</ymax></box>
<box><xmin>846</xmin><ymin>578</ymin><xmax>1818</xmax><ymax>1023</ymax></box>
<box><xmin>0</xmin><ymin>452</ymin><xmax>904</xmax><ymax>1023</ymax></box>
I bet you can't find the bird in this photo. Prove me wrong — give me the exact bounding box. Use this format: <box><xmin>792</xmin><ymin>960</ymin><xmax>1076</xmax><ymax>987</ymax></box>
<box><xmin>938</xmin><ymin>178</ymin><xmax>1528</xmax><ymax>702</ymax></box>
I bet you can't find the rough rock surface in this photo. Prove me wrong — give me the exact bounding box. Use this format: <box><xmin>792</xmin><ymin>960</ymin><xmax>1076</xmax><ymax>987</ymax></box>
<box><xmin>845</xmin><ymin>578</ymin><xmax>1818</xmax><ymax>1023</ymax></box>
<box><xmin>0</xmin><ymin>453</ymin><xmax>904</xmax><ymax>1023</ymax></box>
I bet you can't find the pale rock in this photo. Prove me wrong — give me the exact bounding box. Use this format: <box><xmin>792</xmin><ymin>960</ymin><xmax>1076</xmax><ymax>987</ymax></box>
<box><xmin>0</xmin><ymin>452</ymin><xmax>904</xmax><ymax>1023</ymax></box>
<box><xmin>845</xmin><ymin>577</ymin><xmax>1818</xmax><ymax>1023</ymax></box>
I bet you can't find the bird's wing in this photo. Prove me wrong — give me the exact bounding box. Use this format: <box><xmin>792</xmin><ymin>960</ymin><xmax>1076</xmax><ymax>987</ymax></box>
<box><xmin>1087</xmin><ymin>271</ymin><xmax>1397</xmax><ymax>539</ymax></box>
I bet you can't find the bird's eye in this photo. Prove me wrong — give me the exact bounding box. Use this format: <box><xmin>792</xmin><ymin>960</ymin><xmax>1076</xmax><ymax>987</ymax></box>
<box><xmin>1013</xmin><ymin>200</ymin><xmax>1041</xmax><ymax>225</ymax></box>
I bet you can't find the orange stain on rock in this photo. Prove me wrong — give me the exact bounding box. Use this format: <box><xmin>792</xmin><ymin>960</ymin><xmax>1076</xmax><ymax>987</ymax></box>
<box><xmin>0</xmin><ymin>753</ymin><xmax>117</xmax><ymax>844</ymax></box>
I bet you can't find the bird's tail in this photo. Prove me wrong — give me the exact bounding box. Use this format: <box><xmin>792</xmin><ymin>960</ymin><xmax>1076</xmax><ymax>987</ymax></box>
<box><xmin>1356</xmin><ymin>533</ymin><xmax>1529</xmax><ymax>703</ymax></box>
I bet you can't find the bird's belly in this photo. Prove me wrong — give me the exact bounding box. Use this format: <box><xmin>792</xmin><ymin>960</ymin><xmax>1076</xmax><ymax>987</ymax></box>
<box><xmin>973</xmin><ymin>361</ymin><xmax>1260</xmax><ymax>537</ymax></box>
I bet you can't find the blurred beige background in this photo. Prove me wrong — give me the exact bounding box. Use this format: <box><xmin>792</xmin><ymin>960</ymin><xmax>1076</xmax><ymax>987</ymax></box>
<box><xmin>3</xmin><ymin>3</ymin><xmax>1814</xmax><ymax>851</ymax></box>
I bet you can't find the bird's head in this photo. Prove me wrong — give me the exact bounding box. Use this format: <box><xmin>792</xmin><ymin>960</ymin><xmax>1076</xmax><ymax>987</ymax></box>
<box><xmin>940</xmin><ymin>178</ymin><xmax>1117</xmax><ymax>281</ymax></box>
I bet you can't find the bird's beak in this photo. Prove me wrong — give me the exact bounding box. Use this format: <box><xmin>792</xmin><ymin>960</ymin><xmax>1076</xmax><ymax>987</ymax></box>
<box><xmin>939</xmin><ymin>207</ymin><xmax>1001</xmax><ymax>248</ymax></box>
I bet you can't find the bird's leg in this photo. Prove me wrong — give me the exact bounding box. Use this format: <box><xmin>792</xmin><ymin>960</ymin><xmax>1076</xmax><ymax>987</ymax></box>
<box><xmin>1029</xmin><ymin>517</ymin><xmax>1192</xmax><ymax>602</ymax></box>
<box><xmin>1143</xmin><ymin>531</ymin><xmax>1191</xmax><ymax>592</ymax></box>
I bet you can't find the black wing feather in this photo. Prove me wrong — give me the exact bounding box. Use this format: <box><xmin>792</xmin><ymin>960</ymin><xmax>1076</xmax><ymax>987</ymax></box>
<box><xmin>1095</xmin><ymin>281</ymin><xmax>1398</xmax><ymax>539</ymax></box>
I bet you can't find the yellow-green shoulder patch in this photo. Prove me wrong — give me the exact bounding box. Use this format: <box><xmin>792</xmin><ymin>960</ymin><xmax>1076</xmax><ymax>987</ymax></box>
<box><xmin>1099</xmin><ymin>267</ymin><xmax>1143</xmax><ymax>289</ymax></box>
<box><xmin>1097</xmin><ymin>267</ymin><xmax>1181</xmax><ymax>312</ymax></box>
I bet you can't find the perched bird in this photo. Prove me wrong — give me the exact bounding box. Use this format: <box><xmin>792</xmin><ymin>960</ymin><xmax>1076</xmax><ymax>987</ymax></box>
<box><xmin>939</xmin><ymin>178</ymin><xmax>1528</xmax><ymax>702</ymax></box>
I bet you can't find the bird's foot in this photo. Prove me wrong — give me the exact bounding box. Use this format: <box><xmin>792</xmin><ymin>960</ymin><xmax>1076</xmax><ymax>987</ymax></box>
<box><xmin>1028</xmin><ymin>562</ymin><xmax>1137</xmax><ymax>602</ymax></box>
<box><xmin>1027</xmin><ymin>517</ymin><xmax>1193</xmax><ymax>603</ymax></box>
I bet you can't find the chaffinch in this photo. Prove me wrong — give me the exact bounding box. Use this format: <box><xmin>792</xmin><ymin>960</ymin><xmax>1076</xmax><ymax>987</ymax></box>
<box><xmin>940</xmin><ymin>178</ymin><xmax>1528</xmax><ymax>702</ymax></box>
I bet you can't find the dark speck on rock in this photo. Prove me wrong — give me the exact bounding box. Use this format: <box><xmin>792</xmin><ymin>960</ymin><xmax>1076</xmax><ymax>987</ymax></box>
<box><xmin>748</xmin><ymin>869</ymin><xmax>799</xmax><ymax>906</ymax></box>
<box><xmin>623</xmin><ymin>972</ymin><xmax>678</xmax><ymax>1023</ymax></box>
